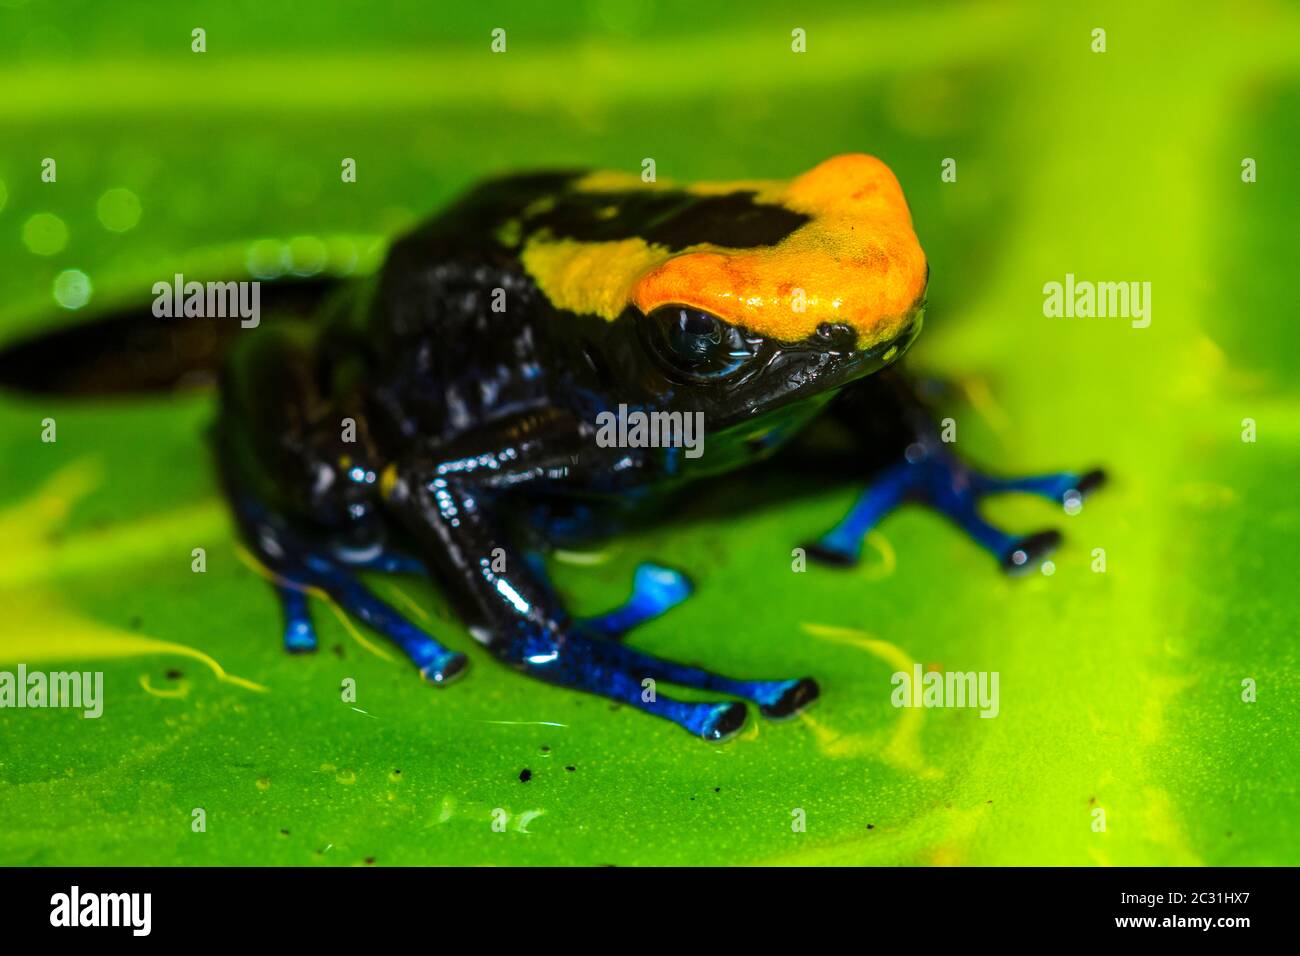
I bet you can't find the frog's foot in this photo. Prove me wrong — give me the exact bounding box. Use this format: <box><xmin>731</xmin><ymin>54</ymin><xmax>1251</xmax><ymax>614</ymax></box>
<box><xmin>578</xmin><ymin>563</ymin><xmax>693</xmax><ymax>640</ymax></box>
<box><xmin>806</xmin><ymin>441</ymin><xmax>1106</xmax><ymax>573</ymax></box>
<box><xmin>496</xmin><ymin>623</ymin><xmax>818</xmax><ymax>740</ymax></box>
<box><xmin>235</xmin><ymin>500</ymin><xmax>466</xmax><ymax>683</ymax></box>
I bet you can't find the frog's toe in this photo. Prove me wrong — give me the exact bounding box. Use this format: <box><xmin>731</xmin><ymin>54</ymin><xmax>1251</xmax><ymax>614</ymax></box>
<box><xmin>420</xmin><ymin>648</ymin><xmax>469</xmax><ymax>686</ymax></box>
<box><xmin>1001</xmin><ymin>530</ymin><xmax>1063</xmax><ymax>573</ymax></box>
<box><xmin>1075</xmin><ymin>468</ymin><xmax>1107</xmax><ymax>498</ymax></box>
<box><xmin>699</xmin><ymin>701</ymin><xmax>749</xmax><ymax>742</ymax></box>
<box><xmin>803</xmin><ymin>541</ymin><xmax>860</xmax><ymax>568</ymax></box>
<box><xmin>283</xmin><ymin>617</ymin><xmax>318</xmax><ymax>653</ymax></box>
<box><xmin>757</xmin><ymin>677</ymin><xmax>820</xmax><ymax>720</ymax></box>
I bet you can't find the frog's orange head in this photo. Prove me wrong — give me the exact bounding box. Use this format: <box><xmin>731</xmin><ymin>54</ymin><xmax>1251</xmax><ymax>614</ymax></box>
<box><xmin>520</xmin><ymin>153</ymin><xmax>928</xmax><ymax>351</ymax></box>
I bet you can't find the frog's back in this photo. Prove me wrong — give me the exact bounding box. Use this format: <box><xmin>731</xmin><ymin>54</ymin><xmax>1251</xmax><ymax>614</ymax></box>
<box><xmin>359</xmin><ymin>171</ymin><xmax>595</xmax><ymax>443</ymax></box>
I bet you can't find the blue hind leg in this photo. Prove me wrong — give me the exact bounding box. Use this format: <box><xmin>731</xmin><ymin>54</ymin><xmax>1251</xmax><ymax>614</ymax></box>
<box><xmin>808</xmin><ymin>437</ymin><xmax>1106</xmax><ymax>573</ymax></box>
<box><xmin>238</xmin><ymin>499</ymin><xmax>466</xmax><ymax>684</ymax></box>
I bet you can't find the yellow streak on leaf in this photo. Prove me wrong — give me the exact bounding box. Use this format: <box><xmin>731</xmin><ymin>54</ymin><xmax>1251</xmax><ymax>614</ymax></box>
<box><xmin>3</xmin><ymin>596</ymin><xmax>267</xmax><ymax>693</ymax></box>
<box><xmin>138</xmin><ymin>674</ymin><xmax>190</xmax><ymax>699</ymax></box>
<box><xmin>801</xmin><ymin>622</ymin><xmax>941</xmax><ymax>779</ymax></box>
<box><xmin>0</xmin><ymin>460</ymin><xmax>266</xmax><ymax>693</ymax></box>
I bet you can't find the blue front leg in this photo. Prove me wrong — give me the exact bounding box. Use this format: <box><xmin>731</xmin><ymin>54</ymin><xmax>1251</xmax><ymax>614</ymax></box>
<box><xmin>387</xmin><ymin>457</ymin><xmax>820</xmax><ymax>741</ymax></box>
<box><xmin>580</xmin><ymin>563</ymin><xmax>693</xmax><ymax>640</ymax></box>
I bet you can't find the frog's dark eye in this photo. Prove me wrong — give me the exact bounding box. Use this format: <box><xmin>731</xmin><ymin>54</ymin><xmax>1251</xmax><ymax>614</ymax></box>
<box><xmin>642</xmin><ymin>306</ymin><xmax>756</xmax><ymax>381</ymax></box>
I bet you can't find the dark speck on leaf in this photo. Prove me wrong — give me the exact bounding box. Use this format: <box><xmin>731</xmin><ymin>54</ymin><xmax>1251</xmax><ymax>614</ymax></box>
<box><xmin>867</xmin><ymin>824</ymin><xmax>875</xmax><ymax>830</ymax></box>
<box><xmin>713</xmin><ymin>787</ymin><xmax>720</xmax><ymax>793</ymax></box>
<box><xmin>519</xmin><ymin>769</ymin><xmax>532</xmax><ymax>783</ymax></box>
<box><xmin>541</xmin><ymin>745</ymin><xmax>550</xmax><ymax>753</ymax></box>
<box><xmin>280</xmin><ymin>828</ymin><xmax>290</xmax><ymax>836</ymax></box>
<box><xmin>166</xmin><ymin>669</ymin><xmax>183</xmax><ymax>680</ymax></box>
<box><xmin>364</xmin><ymin>857</ymin><xmax>375</xmax><ymax>865</ymax></box>
<box><xmin>565</xmin><ymin>765</ymin><xmax>575</xmax><ymax>772</ymax></box>
<box><xmin>332</xmin><ymin>644</ymin><xmax>345</xmax><ymax>658</ymax></box>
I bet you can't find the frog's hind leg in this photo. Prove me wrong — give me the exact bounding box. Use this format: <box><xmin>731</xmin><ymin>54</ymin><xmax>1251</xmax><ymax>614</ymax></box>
<box><xmin>808</xmin><ymin>436</ymin><xmax>1106</xmax><ymax>573</ymax></box>
<box><xmin>579</xmin><ymin>563</ymin><xmax>693</xmax><ymax>640</ymax></box>
<box><xmin>235</xmin><ymin>498</ymin><xmax>467</xmax><ymax>684</ymax></box>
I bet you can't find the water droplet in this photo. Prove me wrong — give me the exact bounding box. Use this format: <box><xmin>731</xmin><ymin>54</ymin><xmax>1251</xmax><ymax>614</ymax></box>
<box><xmin>22</xmin><ymin>212</ymin><xmax>68</xmax><ymax>256</ymax></box>
<box><xmin>1041</xmin><ymin>560</ymin><xmax>1056</xmax><ymax>576</ymax></box>
<box><xmin>52</xmin><ymin>269</ymin><xmax>92</xmax><ymax>310</ymax></box>
<box><xmin>246</xmin><ymin>238</ymin><xmax>288</xmax><ymax>279</ymax></box>
<box><xmin>96</xmin><ymin>187</ymin><xmax>142</xmax><ymax>233</ymax></box>
<box><xmin>1063</xmin><ymin>490</ymin><xmax>1083</xmax><ymax>515</ymax></box>
<box><xmin>287</xmin><ymin>235</ymin><xmax>328</xmax><ymax>276</ymax></box>
<box><xmin>327</xmin><ymin>236</ymin><xmax>359</xmax><ymax>275</ymax></box>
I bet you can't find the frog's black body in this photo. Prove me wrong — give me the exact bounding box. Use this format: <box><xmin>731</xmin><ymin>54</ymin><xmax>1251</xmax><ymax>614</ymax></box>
<box><xmin>211</xmin><ymin>161</ymin><xmax>1105</xmax><ymax>741</ymax></box>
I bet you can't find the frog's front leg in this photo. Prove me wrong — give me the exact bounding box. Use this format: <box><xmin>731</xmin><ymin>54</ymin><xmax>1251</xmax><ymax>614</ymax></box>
<box><xmin>383</xmin><ymin>435</ymin><xmax>817</xmax><ymax>740</ymax></box>
<box><xmin>578</xmin><ymin>563</ymin><xmax>693</xmax><ymax>640</ymax></box>
<box><xmin>808</xmin><ymin>369</ymin><xmax>1106</xmax><ymax>572</ymax></box>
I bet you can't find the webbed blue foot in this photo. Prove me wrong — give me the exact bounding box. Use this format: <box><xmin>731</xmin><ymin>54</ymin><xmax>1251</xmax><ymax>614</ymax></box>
<box><xmin>808</xmin><ymin>438</ymin><xmax>1106</xmax><ymax>573</ymax></box>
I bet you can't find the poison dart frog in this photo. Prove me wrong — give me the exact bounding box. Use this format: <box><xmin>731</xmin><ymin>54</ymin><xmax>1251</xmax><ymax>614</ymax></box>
<box><xmin>207</xmin><ymin>154</ymin><xmax>1105</xmax><ymax>741</ymax></box>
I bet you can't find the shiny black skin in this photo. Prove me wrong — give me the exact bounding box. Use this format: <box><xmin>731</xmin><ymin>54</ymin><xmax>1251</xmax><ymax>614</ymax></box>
<box><xmin>0</xmin><ymin>169</ymin><xmax>1095</xmax><ymax>739</ymax></box>
<box><xmin>216</xmin><ymin>172</ymin><xmax>923</xmax><ymax>577</ymax></box>
<box><xmin>214</xmin><ymin>172</ymin><xmax>926</xmax><ymax>730</ymax></box>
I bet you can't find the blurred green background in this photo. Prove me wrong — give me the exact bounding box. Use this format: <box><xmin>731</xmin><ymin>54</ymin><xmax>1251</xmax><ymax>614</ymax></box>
<box><xmin>0</xmin><ymin>0</ymin><xmax>1297</xmax><ymax>865</ymax></box>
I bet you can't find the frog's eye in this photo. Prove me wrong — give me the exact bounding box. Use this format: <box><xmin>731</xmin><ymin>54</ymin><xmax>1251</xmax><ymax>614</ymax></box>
<box><xmin>642</xmin><ymin>306</ymin><xmax>756</xmax><ymax>381</ymax></box>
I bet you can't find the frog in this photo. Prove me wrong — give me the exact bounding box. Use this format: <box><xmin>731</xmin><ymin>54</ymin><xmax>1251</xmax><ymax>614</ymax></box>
<box><xmin>2</xmin><ymin>153</ymin><xmax>1102</xmax><ymax>742</ymax></box>
<box><xmin>205</xmin><ymin>153</ymin><xmax>1109</xmax><ymax>740</ymax></box>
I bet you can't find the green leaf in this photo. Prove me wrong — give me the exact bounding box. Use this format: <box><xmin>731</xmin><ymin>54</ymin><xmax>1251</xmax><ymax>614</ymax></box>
<box><xmin>1</xmin><ymin>0</ymin><xmax>1297</xmax><ymax>866</ymax></box>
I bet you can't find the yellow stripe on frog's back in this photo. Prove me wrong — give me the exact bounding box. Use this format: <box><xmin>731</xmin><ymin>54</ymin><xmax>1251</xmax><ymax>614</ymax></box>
<box><xmin>520</xmin><ymin>154</ymin><xmax>928</xmax><ymax>348</ymax></box>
